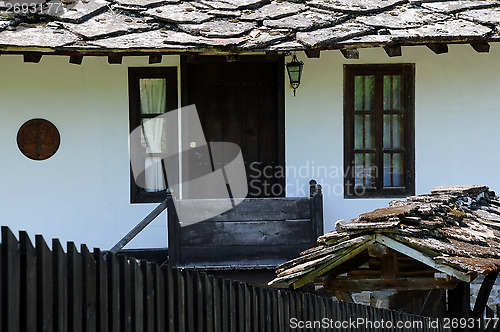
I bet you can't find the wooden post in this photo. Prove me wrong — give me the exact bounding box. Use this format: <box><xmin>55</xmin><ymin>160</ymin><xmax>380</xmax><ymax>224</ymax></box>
<box><xmin>472</xmin><ymin>271</ymin><xmax>499</xmax><ymax>319</ymax></box>
<box><xmin>167</xmin><ymin>193</ymin><xmax>181</xmax><ymax>267</ymax></box>
<box><xmin>310</xmin><ymin>180</ymin><xmax>324</xmax><ymax>238</ymax></box>
<box><xmin>447</xmin><ymin>282</ymin><xmax>470</xmax><ymax>330</ymax></box>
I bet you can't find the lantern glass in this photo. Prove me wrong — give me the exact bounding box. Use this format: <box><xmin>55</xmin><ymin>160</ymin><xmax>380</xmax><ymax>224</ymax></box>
<box><xmin>286</xmin><ymin>54</ymin><xmax>304</xmax><ymax>93</ymax></box>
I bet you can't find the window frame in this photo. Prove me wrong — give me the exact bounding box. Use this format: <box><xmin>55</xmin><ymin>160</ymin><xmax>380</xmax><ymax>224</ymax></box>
<box><xmin>129</xmin><ymin>67</ymin><xmax>178</xmax><ymax>203</ymax></box>
<box><xmin>344</xmin><ymin>64</ymin><xmax>415</xmax><ymax>199</ymax></box>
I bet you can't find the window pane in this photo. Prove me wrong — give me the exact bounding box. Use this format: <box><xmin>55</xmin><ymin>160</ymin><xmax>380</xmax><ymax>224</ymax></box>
<box><xmin>144</xmin><ymin>156</ymin><xmax>166</xmax><ymax>192</ymax></box>
<box><xmin>140</xmin><ymin>78</ymin><xmax>167</xmax><ymax>114</ymax></box>
<box><xmin>354</xmin><ymin>153</ymin><xmax>376</xmax><ymax>188</ymax></box>
<box><xmin>383</xmin><ymin>114</ymin><xmax>404</xmax><ymax>149</ymax></box>
<box><xmin>383</xmin><ymin>153</ymin><xmax>404</xmax><ymax>187</ymax></box>
<box><xmin>354</xmin><ymin>76</ymin><xmax>375</xmax><ymax>111</ymax></box>
<box><xmin>354</xmin><ymin>114</ymin><xmax>374</xmax><ymax>149</ymax></box>
<box><xmin>383</xmin><ymin>75</ymin><xmax>402</xmax><ymax>111</ymax></box>
<box><xmin>141</xmin><ymin>118</ymin><xmax>167</xmax><ymax>153</ymax></box>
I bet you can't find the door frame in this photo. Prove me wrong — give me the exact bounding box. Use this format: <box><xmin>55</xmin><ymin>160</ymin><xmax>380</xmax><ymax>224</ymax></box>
<box><xmin>180</xmin><ymin>55</ymin><xmax>286</xmax><ymax>197</ymax></box>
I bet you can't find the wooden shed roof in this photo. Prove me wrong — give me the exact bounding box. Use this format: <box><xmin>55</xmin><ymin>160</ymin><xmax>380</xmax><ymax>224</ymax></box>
<box><xmin>1</xmin><ymin>0</ymin><xmax>500</xmax><ymax>54</ymax></box>
<box><xmin>269</xmin><ymin>185</ymin><xmax>500</xmax><ymax>289</ymax></box>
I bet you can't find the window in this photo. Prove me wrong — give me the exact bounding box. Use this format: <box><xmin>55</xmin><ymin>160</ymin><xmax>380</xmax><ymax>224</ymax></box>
<box><xmin>344</xmin><ymin>64</ymin><xmax>415</xmax><ymax>198</ymax></box>
<box><xmin>129</xmin><ymin>67</ymin><xmax>178</xmax><ymax>203</ymax></box>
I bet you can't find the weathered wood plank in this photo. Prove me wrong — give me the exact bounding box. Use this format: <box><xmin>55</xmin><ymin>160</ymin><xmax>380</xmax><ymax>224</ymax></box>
<box><xmin>176</xmin><ymin>197</ymin><xmax>311</xmax><ymax>222</ymax></box>
<box><xmin>180</xmin><ymin>220</ymin><xmax>314</xmax><ymax>246</ymax></box>
<box><xmin>142</xmin><ymin>262</ymin><xmax>154</xmax><ymax>332</ymax></box>
<box><xmin>106</xmin><ymin>253</ymin><xmax>120</xmax><ymax>332</ymax></box>
<box><xmin>179</xmin><ymin>244</ymin><xmax>313</xmax><ymax>268</ymax></box>
<box><xmin>81</xmin><ymin>245</ymin><xmax>97</xmax><ymax>332</ymax></box>
<box><xmin>2</xmin><ymin>227</ymin><xmax>20</xmax><ymax>332</ymax></box>
<box><xmin>37</xmin><ymin>234</ymin><xmax>53</xmax><ymax>332</ymax></box>
<box><xmin>53</xmin><ymin>239</ymin><xmax>68</xmax><ymax>332</ymax></box>
<box><xmin>324</xmin><ymin>277</ymin><xmax>458</xmax><ymax>292</ymax></box>
<box><xmin>164</xmin><ymin>266</ymin><xmax>175</xmax><ymax>331</ymax></box>
<box><xmin>68</xmin><ymin>242</ymin><xmax>82</xmax><ymax>332</ymax></box>
<box><xmin>94</xmin><ymin>248</ymin><xmax>108</xmax><ymax>332</ymax></box>
<box><xmin>130</xmin><ymin>259</ymin><xmax>143</xmax><ymax>332</ymax></box>
<box><xmin>175</xmin><ymin>269</ymin><xmax>185</xmax><ymax>332</ymax></box>
<box><xmin>19</xmin><ymin>232</ymin><xmax>36</xmax><ymax>332</ymax></box>
<box><xmin>153</xmin><ymin>264</ymin><xmax>166</xmax><ymax>332</ymax></box>
<box><xmin>118</xmin><ymin>255</ymin><xmax>132</xmax><ymax>332</ymax></box>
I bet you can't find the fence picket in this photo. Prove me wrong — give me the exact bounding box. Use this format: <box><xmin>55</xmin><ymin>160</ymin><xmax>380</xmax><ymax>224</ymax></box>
<box><xmin>81</xmin><ymin>245</ymin><xmax>97</xmax><ymax>332</ymax></box>
<box><xmin>118</xmin><ymin>255</ymin><xmax>132</xmax><ymax>332</ymax></box>
<box><xmin>153</xmin><ymin>264</ymin><xmax>165</xmax><ymax>332</ymax></box>
<box><xmin>130</xmin><ymin>259</ymin><xmax>143</xmax><ymax>332</ymax></box>
<box><xmin>2</xmin><ymin>227</ymin><xmax>20</xmax><ymax>332</ymax></box>
<box><xmin>175</xmin><ymin>268</ymin><xmax>186</xmax><ymax>332</ymax></box>
<box><xmin>94</xmin><ymin>248</ymin><xmax>108</xmax><ymax>332</ymax></box>
<box><xmin>212</xmin><ymin>276</ymin><xmax>221</xmax><ymax>332</ymax></box>
<box><xmin>142</xmin><ymin>261</ymin><xmax>154</xmax><ymax>332</ymax></box>
<box><xmin>164</xmin><ymin>266</ymin><xmax>175</xmax><ymax>331</ymax></box>
<box><xmin>106</xmin><ymin>252</ymin><xmax>120</xmax><ymax>332</ymax></box>
<box><xmin>53</xmin><ymin>239</ymin><xmax>68</xmax><ymax>332</ymax></box>
<box><xmin>19</xmin><ymin>231</ymin><xmax>36</xmax><ymax>332</ymax></box>
<box><xmin>36</xmin><ymin>234</ymin><xmax>53</xmax><ymax>332</ymax></box>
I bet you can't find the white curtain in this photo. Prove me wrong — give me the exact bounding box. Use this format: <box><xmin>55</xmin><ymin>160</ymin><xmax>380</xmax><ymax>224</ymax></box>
<box><xmin>140</xmin><ymin>79</ymin><xmax>167</xmax><ymax>192</ymax></box>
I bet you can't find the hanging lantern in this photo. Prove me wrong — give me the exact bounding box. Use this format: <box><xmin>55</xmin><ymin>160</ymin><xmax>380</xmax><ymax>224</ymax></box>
<box><xmin>286</xmin><ymin>53</ymin><xmax>304</xmax><ymax>96</ymax></box>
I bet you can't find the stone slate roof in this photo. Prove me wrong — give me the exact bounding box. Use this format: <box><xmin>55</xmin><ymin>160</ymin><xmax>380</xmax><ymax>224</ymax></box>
<box><xmin>1</xmin><ymin>0</ymin><xmax>500</xmax><ymax>53</ymax></box>
<box><xmin>270</xmin><ymin>185</ymin><xmax>500</xmax><ymax>289</ymax></box>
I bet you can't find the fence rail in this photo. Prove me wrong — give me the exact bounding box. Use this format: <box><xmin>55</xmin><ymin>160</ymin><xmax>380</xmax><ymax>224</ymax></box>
<box><xmin>0</xmin><ymin>226</ymin><xmax>444</xmax><ymax>331</ymax></box>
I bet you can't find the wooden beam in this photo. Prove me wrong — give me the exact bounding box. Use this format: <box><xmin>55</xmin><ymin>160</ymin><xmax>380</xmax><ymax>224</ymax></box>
<box><xmin>292</xmin><ymin>236</ymin><xmax>375</xmax><ymax>289</ymax></box>
<box><xmin>340</xmin><ymin>49</ymin><xmax>359</xmax><ymax>59</ymax></box>
<box><xmin>470</xmin><ymin>42</ymin><xmax>490</xmax><ymax>53</ymax></box>
<box><xmin>383</xmin><ymin>45</ymin><xmax>402</xmax><ymax>57</ymax></box>
<box><xmin>305</xmin><ymin>49</ymin><xmax>320</xmax><ymax>58</ymax></box>
<box><xmin>265</xmin><ymin>51</ymin><xmax>279</xmax><ymax>60</ymax></box>
<box><xmin>109</xmin><ymin>199</ymin><xmax>168</xmax><ymax>254</ymax></box>
<box><xmin>69</xmin><ymin>55</ymin><xmax>83</xmax><ymax>65</ymax></box>
<box><xmin>426</xmin><ymin>43</ymin><xmax>448</xmax><ymax>55</ymax></box>
<box><xmin>149</xmin><ymin>54</ymin><xmax>162</xmax><ymax>64</ymax></box>
<box><xmin>380</xmin><ymin>248</ymin><xmax>399</xmax><ymax>278</ymax></box>
<box><xmin>23</xmin><ymin>52</ymin><xmax>42</xmax><ymax>63</ymax></box>
<box><xmin>108</xmin><ymin>54</ymin><xmax>122</xmax><ymax>64</ymax></box>
<box><xmin>472</xmin><ymin>271</ymin><xmax>499</xmax><ymax>319</ymax></box>
<box><xmin>375</xmin><ymin>235</ymin><xmax>473</xmax><ymax>282</ymax></box>
<box><xmin>447</xmin><ymin>282</ymin><xmax>470</xmax><ymax>321</ymax></box>
<box><xmin>323</xmin><ymin>277</ymin><xmax>459</xmax><ymax>292</ymax></box>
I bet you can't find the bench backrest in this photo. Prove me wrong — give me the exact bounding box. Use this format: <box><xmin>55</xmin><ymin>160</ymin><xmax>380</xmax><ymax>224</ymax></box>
<box><xmin>167</xmin><ymin>180</ymin><xmax>323</xmax><ymax>268</ymax></box>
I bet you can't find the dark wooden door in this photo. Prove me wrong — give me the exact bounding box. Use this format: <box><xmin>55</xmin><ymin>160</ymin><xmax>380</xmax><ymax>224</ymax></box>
<box><xmin>182</xmin><ymin>56</ymin><xmax>285</xmax><ymax>198</ymax></box>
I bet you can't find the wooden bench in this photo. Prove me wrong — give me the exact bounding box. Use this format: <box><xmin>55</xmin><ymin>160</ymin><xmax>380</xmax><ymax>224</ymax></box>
<box><xmin>167</xmin><ymin>180</ymin><xmax>323</xmax><ymax>269</ymax></box>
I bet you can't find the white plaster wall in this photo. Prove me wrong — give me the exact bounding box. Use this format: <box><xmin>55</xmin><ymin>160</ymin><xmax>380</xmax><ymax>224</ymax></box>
<box><xmin>0</xmin><ymin>55</ymin><xmax>180</xmax><ymax>249</ymax></box>
<box><xmin>1</xmin><ymin>43</ymin><xmax>500</xmax><ymax>249</ymax></box>
<box><xmin>285</xmin><ymin>43</ymin><xmax>500</xmax><ymax>233</ymax></box>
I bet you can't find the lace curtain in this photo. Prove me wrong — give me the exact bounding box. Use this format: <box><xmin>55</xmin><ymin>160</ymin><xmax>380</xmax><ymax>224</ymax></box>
<box><xmin>140</xmin><ymin>78</ymin><xmax>167</xmax><ymax>192</ymax></box>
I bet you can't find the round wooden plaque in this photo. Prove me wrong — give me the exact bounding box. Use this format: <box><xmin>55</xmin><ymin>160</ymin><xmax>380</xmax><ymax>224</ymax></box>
<box><xmin>17</xmin><ymin>119</ymin><xmax>60</xmax><ymax>160</ymax></box>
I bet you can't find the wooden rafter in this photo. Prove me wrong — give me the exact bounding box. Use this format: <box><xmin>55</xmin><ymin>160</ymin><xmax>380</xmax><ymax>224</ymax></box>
<box><xmin>323</xmin><ymin>277</ymin><xmax>459</xmax><ymax>292</ymax></box>
<box><xmin>292</xmin><ymin>236</ymin><xmax>375</xmax><ymax>289</ymax></box>
<box><xmin>375</xmin><ymin>235</ymin><xmax>473</xmax><ymax>282</ymax></box>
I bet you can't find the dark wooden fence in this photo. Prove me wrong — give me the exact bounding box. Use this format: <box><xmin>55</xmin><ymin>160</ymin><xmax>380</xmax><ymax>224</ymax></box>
<box><xmin>0</xmin><ymin>226</ymin><xmax>445</xmax><ymax>331</ymax></box>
